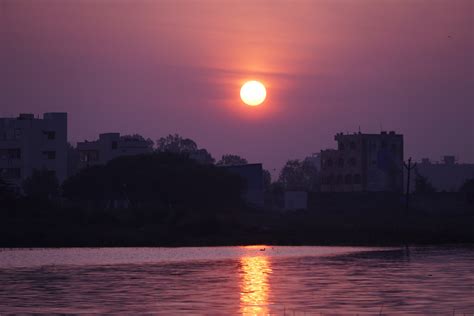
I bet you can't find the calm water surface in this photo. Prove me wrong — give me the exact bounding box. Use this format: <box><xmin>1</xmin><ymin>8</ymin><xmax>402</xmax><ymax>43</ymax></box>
<box><xmin>0</xmin><ymin>246</ymin><xmax>472</xmax><ymax>314</ymax></box>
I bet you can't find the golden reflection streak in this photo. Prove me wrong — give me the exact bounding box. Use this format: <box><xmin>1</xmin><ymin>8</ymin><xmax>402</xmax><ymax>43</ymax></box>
<box><xmin>239</xmin><ymin>253</ymin><xmax>272</xmax><ymax>315</ymax></box>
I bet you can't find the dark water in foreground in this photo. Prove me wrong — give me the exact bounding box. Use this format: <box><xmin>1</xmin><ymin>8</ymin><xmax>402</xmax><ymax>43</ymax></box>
<box><xmin>0</xmin><ymin>246</ymin><xmax>472</xmax><ymax>314</ymax></box>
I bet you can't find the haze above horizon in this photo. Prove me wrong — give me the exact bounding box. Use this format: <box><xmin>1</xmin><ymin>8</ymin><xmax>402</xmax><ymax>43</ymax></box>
<box><xmin>1</xmin><ymin>0</ymin><xmax>473</xmax><ymax>171</ymax></box>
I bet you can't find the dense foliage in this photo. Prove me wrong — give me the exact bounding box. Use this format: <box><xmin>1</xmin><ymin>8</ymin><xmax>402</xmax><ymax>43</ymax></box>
<box><xmin>62</xmin><ymin>152</ymin><xmax>245</xmax><ymax>210</ymax></box>
<box><xmin>278</xmin><ymin>158</ymin><xmax>319</xmax><ymax>191</ymax></box>
<box><xmin>216</xmin><ymin>154</ymin><xmax>248</xmax><ymax>166</ymax></box>
<box><xmin>22</xmin><ymin>169</ymin><xmax>59</xmax><ymax>200</ymax></box>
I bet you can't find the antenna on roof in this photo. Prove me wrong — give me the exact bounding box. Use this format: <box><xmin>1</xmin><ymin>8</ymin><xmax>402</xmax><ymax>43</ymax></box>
<box><xmin>380</xmin><ymin>123</ymin><xmax>383</xmax><ymax>132</ymax></box>
<box><xmin>358</xmin><ymin>126</ymin><xmax>361</xmax><ymax>133</ymax></box>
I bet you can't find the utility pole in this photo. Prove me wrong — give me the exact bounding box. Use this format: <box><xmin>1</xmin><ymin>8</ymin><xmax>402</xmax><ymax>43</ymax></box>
<box><xmin>404</xmin><ymin>157</ymin><xmax>417</xmax><ymax>210</ymax></box>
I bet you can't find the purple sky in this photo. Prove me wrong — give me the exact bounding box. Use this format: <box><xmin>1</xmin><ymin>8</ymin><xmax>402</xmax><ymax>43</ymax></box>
<box><xmin>1</xmin><ymin>0</ymin><xmax>473</xmax><ymax>174</ymax></box>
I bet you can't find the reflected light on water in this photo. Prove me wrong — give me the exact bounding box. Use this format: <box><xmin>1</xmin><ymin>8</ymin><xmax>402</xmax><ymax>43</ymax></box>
<box><xmin>239</xmin><ymin>254</ymin><xmax>272</xmax><ymax>315</ymax></box>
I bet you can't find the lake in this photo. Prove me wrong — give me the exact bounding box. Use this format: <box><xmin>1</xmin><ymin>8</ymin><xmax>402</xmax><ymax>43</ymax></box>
<box><xmin>0</xmin><ymin>246</ymin><xmax>472</xmax><ymax>314</ymax></box>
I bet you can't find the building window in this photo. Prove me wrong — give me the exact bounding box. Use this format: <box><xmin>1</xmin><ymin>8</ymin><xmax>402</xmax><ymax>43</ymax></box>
<box><xmin>111</xmin><ymin>141</ymin><xmax>118</xmax><ymax>150</ymax></box>
<box><xmin>326</xmin><ymin>159</ymin><xmax>333</xmax><ymax>167</ymax></box>
<box><xmin>9</xmin><ymin>149</ymin><xmax>21</xmax><ymax>159</ymax></box>
<box><xmin>350</xmin><ymin>141</ymin><xmax>356</xmax><ymax>150</ymax></box>
<box><xmin>345</xmin><ymin>174</ymin><xmax>352</xmax><ymax>184</ymax></box>
<box><xmin>338</xmin><ymin>142</ymin><xmax>345</xmax><ymax>150</ymax></box>
<box><xmin>354</xmin><ymin>174</ymin><xmax>361</xmax><ymax>184</ymax></box>
<box><xmin>43</xmin><ymin>131</ymin><xmax>56</xmax><ymax>140</ymax></box>
<box><xmin>1</xmin><ymin>168</ymin><xmax>21</xmax><ymax>179</ymax></box>
<box><xmin>391</xmin><ymin>144</ymin><xmax>397</xmax><ymax>154</ymax></box>
<box><xmin>14</xmin><ymin>128</ymin><xmax>22</xmax><ymax>139</ymax></box>
<box><xmin>43</xmin><ymin>151</ymin><xmax>56</xmax><ymax>160</ymax></box>
<box><xmin>349</xmin><ymin>157</ymin><xmax>357</xmax><ymax>166</ymax></box>
<box><xmin>80</xmin><ymin>150</ymin><xmax>99</xmax><ymax>162</ymax></box>
<box><xmin>381</xmin><ymin>141</ymin><xmax>387</xmax><ymax>148</ymax></box>
<box><xmin>338</xmin><ymin>158</ymin><xmax>344</xmax><ymax>168</ymax></box>
<box><xmin>336</xmin><ymin>174</ymin><xmax>343</xmax><ymax>184</ymax></box>
<box><xmin>328</xmin><ymin>174</ymin><xmax>334</xmax><ymax>184</ymax></box>
<box><xmin>1</xmin><ymin>149</ymin><xmax>21</xmax><ymax>160</ymax></box>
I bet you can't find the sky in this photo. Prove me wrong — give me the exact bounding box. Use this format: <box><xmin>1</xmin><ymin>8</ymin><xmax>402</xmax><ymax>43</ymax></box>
<box><xmin>1</xmin><ymin>0</ymin><xmax>473</xmax><ymax>175</ymax></box>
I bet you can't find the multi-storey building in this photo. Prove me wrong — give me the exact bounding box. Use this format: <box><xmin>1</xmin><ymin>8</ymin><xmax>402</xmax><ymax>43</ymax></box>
<box><xmin>320</xmin><ymin>131</ymin><xmax>404</xmax><ymax>192</ymax></box>
<box><xmin>0</xmin><ymin>113</ymin><xmax>68</xmax><ymax>185</ymax></box>
<box><xmin>77</xmin><ymin>133</ymin><xmax>153</xmax><ymax>169</ymax></box>
<box><xmin>409</xmin><ymin>156</ymin><xmax>474</xmax><ymax>192</ymax></box>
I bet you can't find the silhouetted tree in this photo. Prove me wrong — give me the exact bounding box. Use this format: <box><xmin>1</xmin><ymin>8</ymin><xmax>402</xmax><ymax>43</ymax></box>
<box><xmin>459</xmin><ymin>178</ymin><xmax>474</xmax><ymax>193</ymax></box>
<box><xmin>121</xmin><ymin>134</ymin><xmax>154</xmax><ymax>149</ymax></box>
<box><xmin>278</xmin><ymin>158</ymin><xmax>319</xmax><ymax>191</ymax></box>
<box><xmin>156</xmin><ymin>134</ymin><xmax>197</xmax><ymax>153</ymax></box>
<box><xmin>62</xmin><ymin>152</ymin><xmax>244</xmax><ymax>210</ymax></box>
<box><xmin>414</xmin><ymin>171</ymin><xmax>436</xmax><ymax>194</ymax></box>
<box><xmin>67</xmin><ymin>142</ymin><xmax>80</xmax><ymax>177</ymax></box>
<box><xmin>216</xmin><ymin>154</ymin><xmax>248</xmax><ymax>166</ymax></box>
<box><xmin>156</xmin><ymin>134</ymin><xmax>214</xmax><ymax>164</ymax></box>
<box><xmin>22</xmin><ymin>169</ymin><xmax>59</xmax><ymax>200</ymax></box>
<box><xmin>459</xmin><ymin>178</ymin><xmax>474</xmax><ymax>205</ymax></box>
<box><xmin>265</xmin><ymin>181</ymin><xmax>285</xmax><ymax>209</ymax></box>
<box><xmin>0</xmin><ymin>175</ymin><xmax>15</xmax><ymax>200</ymax></box>
<box><xmin>263</xmin><ymin>169</ymin><xmax>271</xmax><ymax>192</ymax></box>
<box><xmin>190</xmin><ymin>148</ymin><xmax>215</xmax><ymax>165</ymax></box>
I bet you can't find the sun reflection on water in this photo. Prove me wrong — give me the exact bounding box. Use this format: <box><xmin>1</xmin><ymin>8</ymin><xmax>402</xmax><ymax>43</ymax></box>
<box><xmin>239</xmin><ymin>249</ymin><xmax>272</xmax><ymax>315</ymax></box>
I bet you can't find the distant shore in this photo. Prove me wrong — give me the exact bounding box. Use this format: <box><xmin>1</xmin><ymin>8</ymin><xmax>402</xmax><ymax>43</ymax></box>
<box><xmin>1</xmin><ymin>203</ymin><xmax>472</xmax><ymax>248</ymax></box>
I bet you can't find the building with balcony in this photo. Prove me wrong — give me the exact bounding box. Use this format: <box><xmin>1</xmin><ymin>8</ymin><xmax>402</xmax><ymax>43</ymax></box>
<box><xmin>0</xmin><ymin>113</ymin><xmax>68</xmax><ymax>185</ymax></box>
<box><xmin>77</xmin><ymin>133</ymin><xmax>153</xmax><ymax>169</ymax></box>
<box><xmin>320</xmin><ymin>131</ymin><xmax>404</xmax><ymax>192</ymax></box>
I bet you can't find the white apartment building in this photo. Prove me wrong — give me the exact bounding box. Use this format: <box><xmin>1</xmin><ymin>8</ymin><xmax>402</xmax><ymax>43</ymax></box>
<box><xmin>0</xmin><ymin>113</ymin><xmax>68</xmax><ymax>185</ymax></box>
<box><xmin>77</xmin><ymin>133</ymin><xmax>153</xmax><ymax>169</ymax></box>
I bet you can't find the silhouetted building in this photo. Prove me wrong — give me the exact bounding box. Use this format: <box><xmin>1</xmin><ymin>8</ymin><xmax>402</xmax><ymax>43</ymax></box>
<box><xmin>409</xmin><ymin>156</ymin><xmax>474</xmax><ymax>192</ymax></box>
<box><xmin>320</xmin><ymin>131</ymin><xmax>404</xmax><ymax>192</ymax></box>
<box><xmin>284</xmin><ymin>191</ymin><xmax>308</xmax><ymax>210</ymax></box>
<box><xmin>222</xmin><ymin>163</ymin><xmax>264</xmax><ymax>208</ymax></box>
<box><xmin>0</xmin><ymin>113</ymin><xmax>68</xmax><ymax>184</ymax></box>
<box><xmin>304</xmin><ymin>153</ymin><xmax>321</xmax><ymax>171</ymax></box>
<box><xmin>77</xmin><ymin>133</ymin><xmax>152</xmax><ymax>169</ymax></box>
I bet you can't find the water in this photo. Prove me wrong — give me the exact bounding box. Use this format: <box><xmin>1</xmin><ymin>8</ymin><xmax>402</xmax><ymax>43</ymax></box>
<box><xmin>0</xmin><ymin>246</ymin><xmax>472</xmax><ymax>314</ymax></box>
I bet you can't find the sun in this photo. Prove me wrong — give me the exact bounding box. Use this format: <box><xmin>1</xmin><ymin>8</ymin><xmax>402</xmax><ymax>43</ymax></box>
<box><xmin>240</xmin><ymin>81</ymin><xmax>266</xmax><ymax>106</ymax></box>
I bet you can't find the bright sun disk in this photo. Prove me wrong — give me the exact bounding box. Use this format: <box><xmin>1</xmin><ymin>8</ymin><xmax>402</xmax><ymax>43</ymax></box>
<box><xmin>240</xmin><ymin>81</ymin><xmax>266</xmax><ymax>106</ymax></box>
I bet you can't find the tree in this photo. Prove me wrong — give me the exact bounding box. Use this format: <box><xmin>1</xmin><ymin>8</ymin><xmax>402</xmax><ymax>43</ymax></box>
<box><xmin>262</xmin><ymin>169</ymin><xmax>271</xmax><ymax>192</ymax></box>
<box><xmin>189</xmin><ymin>148</ymin><xmax>215</xmax><ymax>165</ymax></box>
<box><xmin>156</xmin><ymin>134</ymin><xmax>197</xmax><ymax>154</ymax></box>
<box><xmin>121</xmin><ymin>134</ymin><xmax>154</xmax><ymax>150</ymax></box>
<box><xmin>459</xmin><ymin>178</ymin><xmax>474</xmax><ymax>205</ymax></box>
<box><xmin>67</xmin><ymin>142</ymin><xmax>80</xmax><ymax>177</ymax></box>
<box><xmin>414</xmin><ymin>171</ymin><xmax>436</xmax><ymax>194</ymax></box>
<box><xmin>278</xmin><ymin>158</ymin><xmax>319</xmax><ymax>191</ymax></box>
<box><xmin>0</xmin><ymin>174</ymin><xmax>15</xmax><ymax>200</ymax></box>
<box><xmin>62</xmin><ymin>152</ymin><xmax>245</xmax><ymax>210</ymax></box>
<box><xmin>156</xmin><ymin>134</ymin><xmax>214</xmax><ymax>164</ymax></box>
<box><xmin>459</xmin><ymin>178</ymin><xmax>474</xmax><ymax>193</ymax></box>
<box><xmin>216</xmin><ymin>154</ymin><xmax>248</xmax><ymax>166</ymax></box>
<box><xmin>22</xmin><ymin>169</ymin><xmax>59</xmax><ymax>200</ymax></box>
